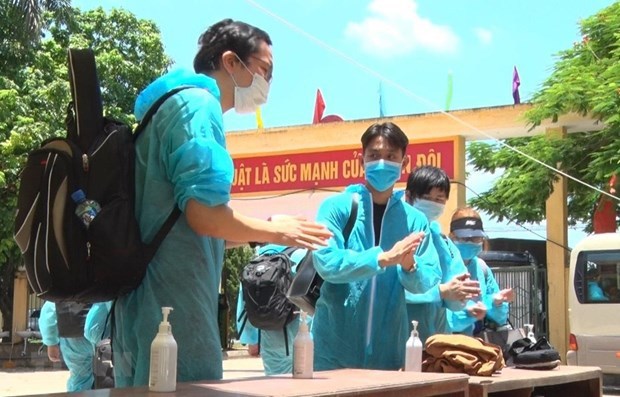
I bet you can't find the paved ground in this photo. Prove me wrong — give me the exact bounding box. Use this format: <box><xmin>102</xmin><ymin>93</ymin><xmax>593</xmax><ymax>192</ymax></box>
<box><xmin>0</xmin><ymin>355</ymin><xmax>264</xmax><ymax>397</ymax></box>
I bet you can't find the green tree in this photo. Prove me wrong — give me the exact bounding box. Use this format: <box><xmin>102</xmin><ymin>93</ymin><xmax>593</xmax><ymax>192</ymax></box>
<box><xmin>468</xmin><ymin>2</ymin><xmax>620</xmax><ymax>231</ymax></box>
<box><xmin>7</xmin><ymin>0</ymin><xmax>71</xmax><ymax>43</ymax></box>
<box><xmin>0</xmin><ymin>6</ymin><xmax>172</xmax><ymax>332</ymax></box>
<box><xmin>221</xmin><ymin>246</ymin><xmax>255</xmax><ymax>349</ymax></box>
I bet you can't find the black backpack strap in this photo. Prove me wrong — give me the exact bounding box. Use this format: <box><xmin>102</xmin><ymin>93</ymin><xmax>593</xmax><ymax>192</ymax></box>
<box><xmin>283</xmin><ymin>326</ymin><xmax>289</xmax><ymax>356</ymax></box>
<box><xmin>133</xmin><ymin>86</ymin><xmax>195</xmax><ymax>141</ymax></box>
<box><xmin>137</xmin><ymin>86</ymin><xmax>198</xmax><ymax>261</ymax></box>
<box><xmin>66</xmin><ymin>48</ymin><xmax>104</xmax><ymax>153</ymax></box>
<box><xmin>342</xmin><ymin>193</ymin><xmax>359</xmax><ymax>246</ymax></box>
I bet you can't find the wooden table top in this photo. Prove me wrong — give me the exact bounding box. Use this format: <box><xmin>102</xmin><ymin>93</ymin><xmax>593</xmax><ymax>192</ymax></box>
<box><xmin>18</xmin><ymin>369</ymin><xmax>470</xmax><ymax>397</ymax></box>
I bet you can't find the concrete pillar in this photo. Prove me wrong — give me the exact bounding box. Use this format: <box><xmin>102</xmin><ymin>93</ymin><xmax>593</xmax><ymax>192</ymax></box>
<box><xmin>11</xmin><ymin>270</ymin><xmax>29</xmax><ymax>343</ymax></box>
<box><xmin>545</xmin><ymin>126</ymin><xmax>569</xmax><ymax>362</ymax></box>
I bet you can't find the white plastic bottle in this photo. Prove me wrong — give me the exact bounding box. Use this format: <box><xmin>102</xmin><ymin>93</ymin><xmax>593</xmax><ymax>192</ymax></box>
<box><xmin>404</xmin><ymin>320</ymin><xmax>423</xmax><ymax>372</ymax></box>
<box><xmin>525</xmin><ymin>323</ymin><xmax>537</xmax><ymax>343</ymax></box>
<box><xmin>149</xmin><ymin>307</ymin><xmax>177</xmax><ymax>392</ymax></box>
<box><xmin>71</xmin><ymin>189</ymin><xmax>101</xmax><ymax>229</ymax></box>
<box><xmin>293</xmin><ymin>310</ymin><xmax>313</xmax><ymax>379</ymax></box>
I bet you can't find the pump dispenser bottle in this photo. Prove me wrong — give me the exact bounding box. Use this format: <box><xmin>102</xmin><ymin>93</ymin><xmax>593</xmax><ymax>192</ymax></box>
<box><xmin>293</xmin><ymin>310</ymin><xmax>313</xmax><ymax>379</ymax></box>
<box><xmin>149</xmin><ymin>307</ymin><xmax>177</xmax><ymax>392</ymax></box>
<box><xmin>525</xmin><ymin>324</ymin><xmax>537</xmax><ymax>343</ymax></box>
<box><xmin>405</xmin><ymin>320</ymin><xmax>423</xmax><ymax>372</ymax></box>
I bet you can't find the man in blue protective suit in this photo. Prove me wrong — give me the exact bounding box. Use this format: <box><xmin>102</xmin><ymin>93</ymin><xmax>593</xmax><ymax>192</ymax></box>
<box><xmin>236</xmin><ymin>244</ymin><xmax>309</xmax><ymax>375</ymax></box>
<box><xmin>39</xmin><ymin>302</ymin><xmax>96</xmax><ymax>392</ymax></box>
<box><xmin>113</xmin><ymin>19</ymin><xmax>331</xmax><ymax>387</ymax></box>
<box><xmin>311</xmin><ymin>122</ymin><xmax>441</xmax><ymax>371</ymax></box>
<box><xmin>447</xmin><ymin>207</ymin><xmax>514</xmax><ymax>335</ymax></box>
<box><xmin>404</xmin><ymin>166</ymin><xmax>481</xmax><ymax>343</ymax></box>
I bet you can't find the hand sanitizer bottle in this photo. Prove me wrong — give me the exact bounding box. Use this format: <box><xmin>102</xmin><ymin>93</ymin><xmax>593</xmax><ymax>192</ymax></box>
<box><xmin>525</xmin><ymin>324</ymin><xmax>537</xmax><ymax>343</ymax></box>
<box><xmin>293</xmin><ymin>310</ymin><xmax>313</xmax><ymax>379</ymax></box>
<box><xmin>149</xmin><ymin>307</ymin><xmax>177</xmax><ymax>392</ymax></box>
<box><xmin>404</xmin><ymin>320</ymin><xmax>423</xmax><ymax>372</ymax></box>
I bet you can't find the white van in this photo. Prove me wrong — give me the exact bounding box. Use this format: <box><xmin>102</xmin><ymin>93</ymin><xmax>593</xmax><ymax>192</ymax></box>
<box><xmin>567</xmin><ymin>232</ymin><xmax>620</xmax><ymax>389</ymax></box>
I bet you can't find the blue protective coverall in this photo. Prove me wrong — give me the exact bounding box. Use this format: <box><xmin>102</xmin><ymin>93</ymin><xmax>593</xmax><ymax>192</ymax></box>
<box><xmin>405</xmin><ymin>222</ymin><xmax>468</xmax><ymax>344</ymax></box>
<box><xmin>236</xmin><ymin>244</ymin><xmax>309</xmax><ymax>375</ymax></box>
<box><xmin>39</xmin><ymin>302</ymin><xmax>95</xmax><ymax>392</ymax></box>
<box><xmin>113</xmin><ymin>69</ymin><xmax>233</xmax><ymax>386</ymax></box>
<box><xmin>587</xmin><ymin>281</ymin><xmax>609</xmax><ymax>302</ymax></box>
<box><xmin>312</xmin><ymin>185</ymin><xmax>441</xmax><ymax>370</ymax></box>
<box><xmin>447</xmin><ymin>257</ymin><xmax>509</xmax><ymax>335</ymax></box>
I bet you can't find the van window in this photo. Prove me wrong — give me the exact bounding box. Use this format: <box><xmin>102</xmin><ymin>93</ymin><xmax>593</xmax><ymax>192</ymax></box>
<box><xmin>574</xmin><ymin>250</ymin><xmax>620</xmax><ymax>304</ymax></box>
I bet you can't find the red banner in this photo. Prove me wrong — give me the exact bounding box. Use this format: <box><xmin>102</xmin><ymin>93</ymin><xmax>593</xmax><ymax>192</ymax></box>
<box><xmin>232</xmin><ymin>139</ymin><xmax>455</xmax><ymax>195</ymax></box>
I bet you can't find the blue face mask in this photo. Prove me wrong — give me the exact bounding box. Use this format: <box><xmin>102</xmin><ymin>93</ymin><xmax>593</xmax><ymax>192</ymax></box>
<box><xmin>455</xmin><ymin>241</ymin><xmax>483</xmax><ymax>261</ymax></box>
<box><xmin>413</xmin><ymin>199</ymin><xmax>445</xmax><ymax>221</ymax></box>
<box><xmin>364</xmin><ymin>159</ymin><xmax>402</xmax><ymax>192</ymax></box>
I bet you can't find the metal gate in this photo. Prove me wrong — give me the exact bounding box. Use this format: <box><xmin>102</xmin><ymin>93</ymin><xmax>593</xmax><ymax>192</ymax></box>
<box><xmin>490</xmin><ymin>265</ymin><xmax>548</xmax><ymax>338</ymax></box>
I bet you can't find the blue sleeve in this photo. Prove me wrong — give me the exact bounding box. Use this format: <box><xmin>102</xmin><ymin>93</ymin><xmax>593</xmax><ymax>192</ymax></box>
<box><xmin>481</xmin><ymin>264</ymin><xmax>509</xmax><ymax>326</ymax></box>
<box><xmin>441</xmin><ymin>237</ymin><xmax>468</xmax><ymax>311</ymax></box>
<box><xmin>158</xmin><ymin>89</ymin><xmax>233</xmax><ymax>211</ymax></box>
<box><xmin>405</xmin><ymin>285</ymin><xmax>441</xmax><ymax>304</ymax></box>
<box><xmin>402</xmin><ymin>223</ymin><xmax>442</xmax><ymax>294</ymax></box>
<box><xmin>84</xmin><ymin>302</ymin><xmax>112</xmax><ymax>344</ymax></box>
<box><xmin>38</xmin><ymin>302</ymin><xmax>59</xmax><ymax>346</ymax></box>
<box><xmin>447</xmin><ymin>300</ymin><xmax>478</xmax><ymax>333</ymax></box>
<box><xmin>313</xmin><ymin>194</ymin><xmax>386</xmax><ymax>283</ymax></box>
<box><xmin>236</xmin><ymin>286</ymin><xmax>259</xmax><ymax>345</ymax></box>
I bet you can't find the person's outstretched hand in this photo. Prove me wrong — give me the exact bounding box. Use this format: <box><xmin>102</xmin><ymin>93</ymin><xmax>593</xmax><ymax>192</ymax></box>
<box><xmin>493</xmin><ymin>288</ymin><xmax>515</xmax><ymax>306</ymax></box>
<box><xmin>269</xmin><ymin>215</ymin><xmax>332</xmax><ymax>250</ymax></box>
<box><xmin>441</xmin><ymin>273</ymin><xmax>481</xmax><ymax>301</ymax></box>
<box><xmin>378</xmin><ymin>232</ymin><xmax>425</xmax><ymax>271</ymax></box>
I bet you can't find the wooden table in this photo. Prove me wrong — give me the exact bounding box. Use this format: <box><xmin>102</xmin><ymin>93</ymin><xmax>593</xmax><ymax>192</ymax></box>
<box><xmin>468</xmin><ymin>365</ymin><xmax>602</xmax><ymax>397</ymax></box>
<box><xmin>19</xmin><ymin>369</ymin><xmax>470</xmax><ymax>397</ymax></box>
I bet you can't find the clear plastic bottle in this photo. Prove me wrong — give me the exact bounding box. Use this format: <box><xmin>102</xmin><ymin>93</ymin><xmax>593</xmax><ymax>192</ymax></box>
<box><xmin>293</xmin><ymin>310</ymin><xmax>313</xmax><ymax>379</ymax></box>
<box><xmin>71</xmin><ymin>189</ymin><xmax>101</xmax><ymax>229</ymax></box>
<box><xmin>525</xmin><ymin>324</ymin><xmax>537</xmax><ymax>343</ymax></box>
<box><xmin>404</xmin><ymin>320</ymin><xmax>423</xmax><ymax>372</ymax></box>
<box><xmin>149</xmin><ymin>307</ymin><xmax>177</xmax><ymax>392</ymax></box>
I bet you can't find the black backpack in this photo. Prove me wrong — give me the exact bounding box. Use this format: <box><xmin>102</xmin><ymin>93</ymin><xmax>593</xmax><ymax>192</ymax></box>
<box><xmin>238</xmin><ymin>247</ymin><xmax>299</xmax><ymax>354</ymax></box>
<box><xmin>13</xmin><ymin>48</ymin><xmax>183</xmax><ymax>303</ymax></box>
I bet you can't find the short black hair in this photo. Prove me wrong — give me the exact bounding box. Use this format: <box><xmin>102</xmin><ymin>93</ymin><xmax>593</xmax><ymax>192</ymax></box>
<box><xmin>406</xmin><ymin>166</ymin><xmax>451</xmax><ymax>200</ymax></box>
<box><xmin>360</xmin><ymin>122</ymin><xmax>409</xmax><ymax>156</ymax></box>
<box><xmin>194</xmin><ymin>19</ymin><xmax>272</xmax><ymax>73</ymax></box>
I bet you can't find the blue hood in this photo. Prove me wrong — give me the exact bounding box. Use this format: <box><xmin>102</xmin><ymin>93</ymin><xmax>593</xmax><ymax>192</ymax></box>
<box><xmin>134</xmin><ymin>68</ymin><xmax>220</xmax><ymax>121</ymax></box>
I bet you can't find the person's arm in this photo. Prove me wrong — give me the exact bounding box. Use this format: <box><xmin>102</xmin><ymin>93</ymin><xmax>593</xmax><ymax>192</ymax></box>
<box><xmin>38</xmin><ymin>302</ymin><xmax>59</xmax><ymax>347</ymax></box>
<box><xmin>84</xmin><ymin>302</ymin><xmax>112</xmax><ymax>345</ymax></box>
<box><xmin>186</xmin><ymin>202</ymin><xmax>331</xmax><ymax>250</ymax></box>
<box><xmin>398</xmin><ymin>215</ymin><xmax>441</xmax><ymax>295</ymax></box>
<box><xmin>479</xmin><ymin>261</ymin><xmax>510</xmax><ymax>326</ymax></box>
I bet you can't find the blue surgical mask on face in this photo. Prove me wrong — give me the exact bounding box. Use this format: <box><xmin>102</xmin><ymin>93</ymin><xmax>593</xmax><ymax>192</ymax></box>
<box><xmin>364</xmin><ymin>159</ymin><xmax>402</xmax><ymax>192</ymax></box>
<box><xmin>413</xmin><ymin>199</ymin><xmax>445</xmax><ymax>221</ymax></box>
<box><xmin>454</xmin><ymin>241</ymin><xmax>483</xmax><ymax>261</ymax></box>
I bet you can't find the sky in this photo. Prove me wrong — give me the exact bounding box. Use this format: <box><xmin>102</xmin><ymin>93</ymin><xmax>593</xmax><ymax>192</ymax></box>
<box><xmin>72</xmin><ymin>0</ymin><xmax>616</xmax><ymax>248</ymax></box>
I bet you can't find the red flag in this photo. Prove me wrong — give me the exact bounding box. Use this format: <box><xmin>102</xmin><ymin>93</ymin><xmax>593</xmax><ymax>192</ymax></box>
<box><xmin>593</xmin><ymin>174</ymin><xmax>618</xmax><ymax>233</ymax></box>
<box><xmin>313</xmin><ymin>89</ymin><xmax>325</xmax><ymax>124</ymax></box>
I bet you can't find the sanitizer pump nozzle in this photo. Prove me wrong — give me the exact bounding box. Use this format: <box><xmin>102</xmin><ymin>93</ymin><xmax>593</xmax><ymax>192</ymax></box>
<box><xmin>293</xmin><ymin>310</ymin><xmax>313</xmax><ymax>379</ymax></box>
<box><xmin>149</xmin><ymin>307</ymin><xmax>177</xmax><ymax>392</ymax></box>
<box><xmin>525</xmin><ymin>323</ymin><xmax>536</xmax><ymax>343</ymax></box>
<box><xmin>404</xmin><ymin>320</ymin><xmax>423</xmax><ymax>372</ymax></box>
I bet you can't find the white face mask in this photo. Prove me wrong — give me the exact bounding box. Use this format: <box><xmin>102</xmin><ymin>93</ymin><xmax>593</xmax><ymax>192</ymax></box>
<box><xmin>230</xmin><ymin>56</ymin><xmax>270</xmax><ymax>114</ymax></box>
<box><xmin>413</xmin><ymin>199</ymin><xmax>445</xmax><ymax>221</ymax></box>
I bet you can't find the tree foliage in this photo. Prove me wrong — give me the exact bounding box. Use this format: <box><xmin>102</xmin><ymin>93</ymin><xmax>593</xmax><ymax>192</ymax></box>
<box><xmin>468</xmin><ymin>2</ymin><xmax>620</xmax><ymax>231</ymax></box>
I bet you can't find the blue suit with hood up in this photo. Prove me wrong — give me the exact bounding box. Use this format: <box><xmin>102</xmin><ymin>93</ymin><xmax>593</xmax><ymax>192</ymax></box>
<box><xmin>113</xmin><ymin>69</ymin><xmax>234</xmax><ymax>386</ymax></box>
<box><xmin>312</xmin><ymin>185</ymin><xmax>441</xmax><ymax>370</ymax></box>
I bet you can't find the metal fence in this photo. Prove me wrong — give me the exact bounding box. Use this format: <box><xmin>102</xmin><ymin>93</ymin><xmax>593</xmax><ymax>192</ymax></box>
<box><xmin>26</xmin><ymin>294</ymin><xmax>44</xmax><ymax>332</ymax></box>
<box><xmin>490</xmin><ymin>265</ymin><xmax>548</xmax><ymax>338</ymax></box>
